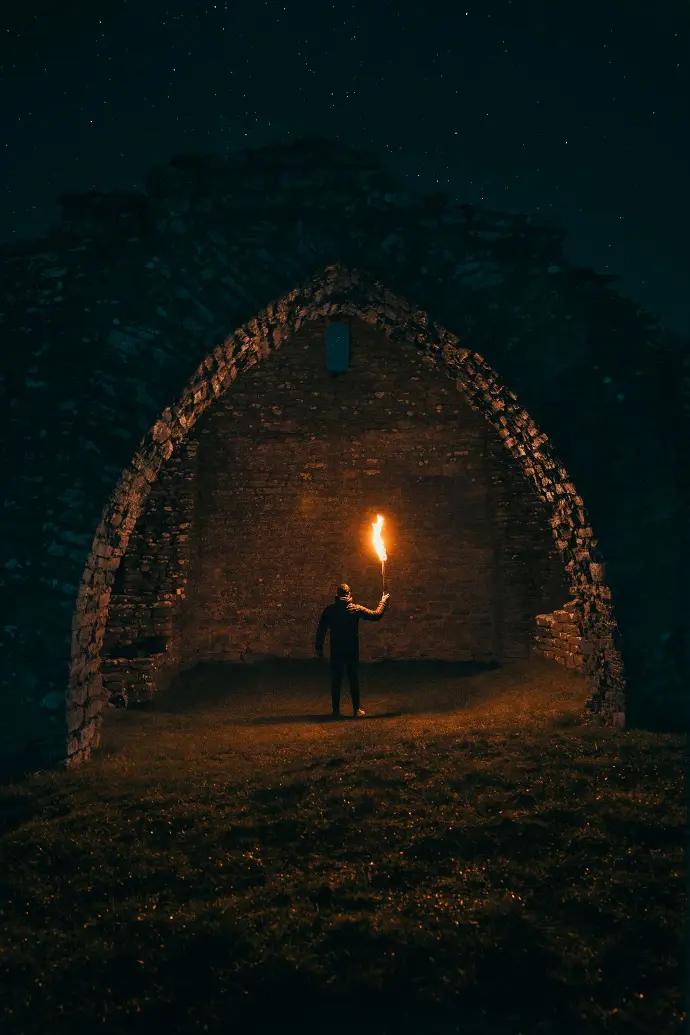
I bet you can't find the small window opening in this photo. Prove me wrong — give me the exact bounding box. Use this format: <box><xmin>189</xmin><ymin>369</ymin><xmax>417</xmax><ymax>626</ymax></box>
<box><xmin>326</xmin><ymin>321</ymin><xmax>351</xmax><ymax>375</ymax></box>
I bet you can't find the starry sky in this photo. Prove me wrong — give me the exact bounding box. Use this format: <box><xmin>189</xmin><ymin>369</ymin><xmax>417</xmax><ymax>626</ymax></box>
<box><xmin>2</xmin><ymin>0</ymin><xmax>688</xmax><ymax>335</ymax></box>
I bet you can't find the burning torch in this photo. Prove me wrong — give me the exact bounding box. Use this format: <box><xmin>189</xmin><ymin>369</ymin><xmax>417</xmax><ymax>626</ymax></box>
<box><xmin>372</xmin><ymin>514</ymin><xmax>388</xmax><ymax>594</ymax></box>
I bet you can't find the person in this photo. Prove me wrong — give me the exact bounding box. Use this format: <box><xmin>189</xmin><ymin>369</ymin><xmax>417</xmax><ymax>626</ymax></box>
<box><xmin>315</xmin><ymin>583</ymin><xmax>390</xmax><ymax>719</ymax></box>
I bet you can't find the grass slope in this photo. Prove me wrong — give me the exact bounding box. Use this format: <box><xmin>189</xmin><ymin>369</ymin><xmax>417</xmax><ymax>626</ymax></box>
<box><xmin>0</xmin><ymin>659</ymin><xmax>685</xmax><ymax>1035</ymax></box>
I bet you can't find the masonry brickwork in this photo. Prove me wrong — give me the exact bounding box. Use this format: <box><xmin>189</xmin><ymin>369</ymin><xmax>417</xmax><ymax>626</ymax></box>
<box><xmin>100</xmin><ymin>440</ymin><xmax>197</xmax><ymax>706</ymax></box>
<box><xmin>177</xmin><ymin>316</ymin><xmax>567</xmax><ymax>667</ymax></box>
<box><xmin>87</xmin><ymin>263</ymin><xmax>624</xmax><ymax>755</ymax></box>
<box><xmin>104</xmin><ymin>316</ymin><xmax>569</xmax><ymax>695</ymax></box>
<box><xmin>534</xmin><ymin>601</ymin><xmax>588</xmax><ymax>673</ymax></box>
<box><xmin>1</xmin><ymin>137</ymin><xmax>686</xmax><ymax>774</ymax></box>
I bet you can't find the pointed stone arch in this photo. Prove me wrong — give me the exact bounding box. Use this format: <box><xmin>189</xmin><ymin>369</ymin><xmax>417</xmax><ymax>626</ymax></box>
<box><xmin>68</xmin><ymin>264</ymin><xmax>624</xmax><ymax>765</ymax></box>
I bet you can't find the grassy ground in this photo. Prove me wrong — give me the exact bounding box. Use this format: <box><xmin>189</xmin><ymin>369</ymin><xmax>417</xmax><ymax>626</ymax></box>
<box><xmin>0</xmin><ymin>658</ymin><xmax>685</xmax><ymax>1035</ymax></box>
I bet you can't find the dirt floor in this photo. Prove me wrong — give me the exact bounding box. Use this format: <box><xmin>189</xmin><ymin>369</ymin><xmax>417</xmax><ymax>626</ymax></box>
<box><xmin>100</xmin><ymin>656</ymin><xmax>591</xmax><ymax>780</ymax></box>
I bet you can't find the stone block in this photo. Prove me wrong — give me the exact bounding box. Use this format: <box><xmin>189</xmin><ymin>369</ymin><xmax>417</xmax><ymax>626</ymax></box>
<box><xmin>67</xmin><ymin>704</ymin><xmax>86</xmax><ymax>733</ymax></box>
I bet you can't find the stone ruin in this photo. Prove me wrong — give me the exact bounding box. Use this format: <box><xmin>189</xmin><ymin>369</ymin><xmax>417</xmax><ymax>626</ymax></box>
<box><xmin>1</xmin><ymin>135</ymin><xmax>687</xmax><ymax>775</ymax></box>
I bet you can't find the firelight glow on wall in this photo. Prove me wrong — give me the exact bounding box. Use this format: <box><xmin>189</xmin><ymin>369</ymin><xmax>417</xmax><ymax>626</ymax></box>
<box><xmin>326</xmin><ymin>322</ymin><xmax>351</xmax><ymax>373</ymax></box>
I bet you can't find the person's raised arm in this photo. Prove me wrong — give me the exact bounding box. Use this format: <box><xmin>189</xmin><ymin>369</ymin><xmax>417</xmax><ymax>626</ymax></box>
<box><xmin>351</xmin><ymin>592</ymin><xmax>390</xmax><ymax>622</ymax></box>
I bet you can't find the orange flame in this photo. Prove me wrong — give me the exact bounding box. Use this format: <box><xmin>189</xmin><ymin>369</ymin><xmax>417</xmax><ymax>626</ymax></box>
<box><xmin>372</xmin><ymin>514</ymin><xmax>387</xmax><ymax>563</ymax></box>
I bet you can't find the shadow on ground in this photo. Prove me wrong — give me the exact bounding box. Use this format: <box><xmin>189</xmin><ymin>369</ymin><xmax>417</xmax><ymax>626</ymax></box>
<box><xmin>250</xmin><ymin>711</ymin><xmax>406</xmax><ymax>725</ymax></box>
<box><xmin>143</xmin><ymin>658</ymin><xmax>501</xmax><ymax>716</ymax></box>
<box><xmin>97</xmin><ymin>657</ymin><xmax>593</xmax><ymax>778</ymax></box>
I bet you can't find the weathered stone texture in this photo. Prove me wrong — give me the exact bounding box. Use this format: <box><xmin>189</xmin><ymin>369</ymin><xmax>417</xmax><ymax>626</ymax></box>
<box><xmin>100</xmin><ymin>440</ymin><xmax>197</xmax><ymax>706</ymax></box>
<box><xmin>0</xmin><ymin>136</ymin><xmax>686</xmax><ymax>774</ymax></box>
<box><xmin>166</xmin><ymin>317</ymin><xmax>567</xmax><ymax>667</ymax></box>
<box><xmin>534</xmin><ymin>601</ymin><xmax>587</xmax><ymax>672</ymax></box>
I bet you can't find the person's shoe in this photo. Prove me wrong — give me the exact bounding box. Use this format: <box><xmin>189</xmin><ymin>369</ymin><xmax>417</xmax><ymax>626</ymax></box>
<box><xmin>354</xmin><ymin>709</ymin><xmax>366</xmax><ymax>718</ymax></box>
<box><xmin>331</xmin><ymin>712</ymin><xmax>342</xmax><ymax>720</ymax></box>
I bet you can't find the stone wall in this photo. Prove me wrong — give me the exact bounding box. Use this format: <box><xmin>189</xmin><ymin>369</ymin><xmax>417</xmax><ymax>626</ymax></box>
<box><xmin>167</xmin><ymin>316</ymin><xmax>567</xmax><ymax>667</ymax></box>
<box><xmin>100</xmin><ymin>441</ymin><xmax>197</xmax><ymax>706</ymax></box>
<box><xmin>3</xmin><ymin>264</ymin><xmax>630</xmax><ymax>772</ymax></box>
<box><xmin>1</xmin><ymin>136</ymin><xmax>684</xmax><ymax>774</ymax></box>
<box><xmin>534</xmin><ymin>600</ymin><xmax>588</xmax><ymax>673</ymax></box>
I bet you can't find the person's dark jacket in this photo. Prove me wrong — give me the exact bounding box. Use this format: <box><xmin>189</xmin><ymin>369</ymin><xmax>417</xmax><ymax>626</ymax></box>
<box><xmin>315</xmin><ymin>595</ymin><xmax>389</xmax><ymax>660</ymax></box>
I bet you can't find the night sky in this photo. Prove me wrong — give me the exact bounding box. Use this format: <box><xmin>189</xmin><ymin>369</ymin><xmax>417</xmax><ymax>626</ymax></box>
<box><xmin>3</xmin><ymin>0</ymin><xmax>688</xmax><ymax>335</ymax></box>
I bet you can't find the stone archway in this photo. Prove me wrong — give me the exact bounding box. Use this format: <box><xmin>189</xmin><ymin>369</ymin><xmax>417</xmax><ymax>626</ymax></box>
<box><xmin>67</xmin><ymin>265</ymin><xmax>624</xmax><ymax>765</ymax></box>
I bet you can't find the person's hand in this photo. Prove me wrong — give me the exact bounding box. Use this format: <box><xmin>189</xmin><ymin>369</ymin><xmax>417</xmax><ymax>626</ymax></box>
<box><xmin>382</xmin><ymin>592</ymin><xmax>391</xmax><ymax>603</ymax></box>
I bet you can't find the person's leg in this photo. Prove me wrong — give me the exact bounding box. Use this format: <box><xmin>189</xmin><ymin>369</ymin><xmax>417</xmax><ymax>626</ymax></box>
<box><xmin>346</xmin><ymin>657</ymin><xmax>361</xmax><ymax>714</ymax></box>
<box><xmin>330</xmin><ymin>657</ymin><xmax>344</xmax><ymax>715</ymax></box>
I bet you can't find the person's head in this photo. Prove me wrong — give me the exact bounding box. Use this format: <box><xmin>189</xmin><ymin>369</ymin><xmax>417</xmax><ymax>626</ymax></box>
<box><xmin>335</xmin><ymin>583</ymin><xmax>352</xmax><ymax>602</ymax></box>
